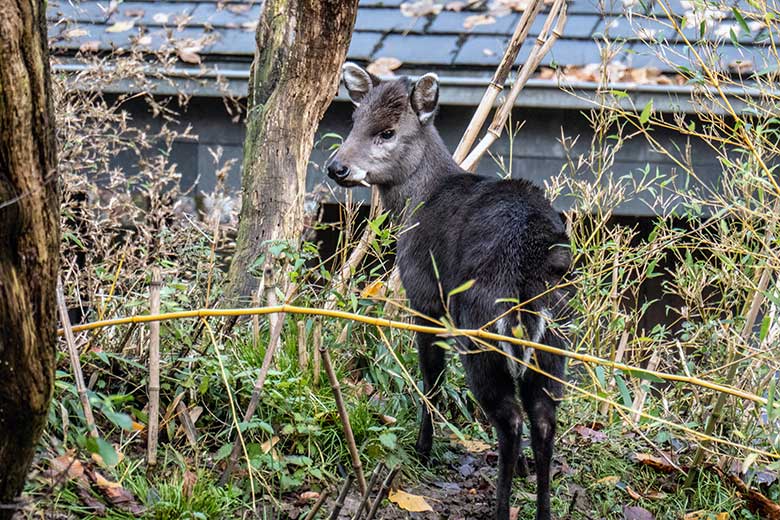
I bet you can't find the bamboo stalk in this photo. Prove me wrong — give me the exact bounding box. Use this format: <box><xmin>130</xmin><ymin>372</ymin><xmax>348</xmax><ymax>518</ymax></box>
<box><xmin>461</xmin><ymin>0</ymin><xmax>567</xmax><ymax>171</ymax></box>
<box><xmin>452</xmin><ymin>0</ymin><xmax>544</xmax><ymax>164</ymax></box>
<box><xmin>328</xmin><ymin>475</ymin><xmax>354</xmax><ymax>520</ymax></box>
<box><xmin>297</xmin><ymin>320</ymin><xmax>309</xmax><ymax>370</ymax></box>
<box><xmin>147</xmin><ymin>268</ymin><xmax>162</xmax><ymax>467</ymax></box>
<box><xmin>303</xmin><ymin>488</ymin><xmax>331</xmax><ymax>520</ymax></box>
<box><xmin>351</xmin><ymin>463</ymin><xmax>384</xmax><ymax>520</ymax></box>
<box><xmin>313</xmin><ymin>321</ymin><xmax>322</xmax><ymax>386</ymax></box>
<box><xmin>59</xmin><ymin>304</ymin><xmax>773</xmax><ymax>408</ymax></box>
<box><xmin>56</xmin><ymin>277</ymin><xmax>98</xmax><ymax>439</ymax></box>
<box><xmin>321</xmin><ymin>340</ymin><xmax>368</xmax><ymax>494</ymax></box>
<box><xmin>219</xmin><ymin>283</ymin><xmax>296</xmax><ymax>485</ymax></box>
<box><xmin>364</xmin><ymin>466</ymin><xmax>400</xmax><ymax>520</ymax></box>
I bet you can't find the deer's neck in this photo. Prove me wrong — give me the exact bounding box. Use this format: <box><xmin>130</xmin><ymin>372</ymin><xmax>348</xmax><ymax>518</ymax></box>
<box><xmin>379</xmin><ymin>126</ymin><xmax>462</xmax><ymax>220</ymax></box>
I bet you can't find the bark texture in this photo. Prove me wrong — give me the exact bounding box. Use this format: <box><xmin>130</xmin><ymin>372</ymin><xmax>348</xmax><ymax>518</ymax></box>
<box><xmin>225</xmin><ymin>0</ymin><xmax>359</xmax><ymax>301</ymax></box>
<box><xmin>0</xmin><ymin>0</ymin><xmax>60</xmax><ymax>515</ymax></box>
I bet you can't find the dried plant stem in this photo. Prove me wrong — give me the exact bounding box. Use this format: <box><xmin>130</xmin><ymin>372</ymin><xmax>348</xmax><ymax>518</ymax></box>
<box><xmin>147</xmin><ymin>268</ymin><xmax>162</xmax><ymax>467</ymax></box>
<box><xmin>56</xmin><ymin>277</ymin><xmax>98</xmax><ymax>439</ymax></box>
<box><xmin>176</xmin><ymin>400</ymin><xmax>199</xmax><ymax>449</ymax></box>
<box><xmin>630</xmin><ymin>350</ymin><xmax>661</xmax><ymax>423</ymax></box>
<box><xmin>364</xmin><ymin>466</ymin><xmax>400</xmax><ymax>520</ymax></box>
<box><xmin>313</xmin><ymin>321</ymin><xmax>322</xmax><ymax>386</ymax></box>
<box><xmin>351</xmin><ymin>462</ymin><xmax>385</xmax><ymax>520</ymax></box>
<box><xmin>328</xmin><ymin>475</ymin><xmax>354</xmax><ymax>520</ymax></box>
<box><xmin>461</xmin><ymin>0</ymin><xmax>567</xmax><ymax>171</ymax></box>
<box><xmin>297</xmin><ymin>320</ymin><xmax>309</xmax><ymax>370</ymax></box>
<box><xmin>219</xmin><ymin>283</ymin><xmax>296</xmax><ymax>485</ymax></box>
<box><xmin>320</xmin><ymin>339</ymin><xmax>367</xmax><ymax>494</ymax></box>
<box><xmin>452</xmin><ymin>0</ymin><xmax>544</xmax><ymax>164</ymax></box>
<box><xmin>303</xmin><ymin>488</ymin><xmax>331</xmax><ymax>520</ymax></box>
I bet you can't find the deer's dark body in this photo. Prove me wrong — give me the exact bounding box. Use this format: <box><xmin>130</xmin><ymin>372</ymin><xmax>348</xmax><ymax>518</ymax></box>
<box><xmin>327</xmin><ymin>65</ymin><xmax>570</xmax><ymax>520</ymax></box>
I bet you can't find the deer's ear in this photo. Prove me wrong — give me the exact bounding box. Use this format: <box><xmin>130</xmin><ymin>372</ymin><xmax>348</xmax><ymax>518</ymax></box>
<box><xmin>342</xmin><ymin>63</ymin><xmax>379</xmax><ymax>105</ymax></box>
<box><xmin>410</xmin><ymin>73</ymin><xmax>439</xmax><ymax>124</ymax></box>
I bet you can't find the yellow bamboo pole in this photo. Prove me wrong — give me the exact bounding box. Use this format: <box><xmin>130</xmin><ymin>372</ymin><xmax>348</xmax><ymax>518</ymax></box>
<box><xmin>59</xmin><ymin>304</ymin><xmax>773</xmax><ymax>408</ymax></box>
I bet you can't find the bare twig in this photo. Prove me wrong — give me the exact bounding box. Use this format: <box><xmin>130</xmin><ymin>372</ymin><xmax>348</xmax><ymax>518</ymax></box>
<box><xmin>56</xmin><ymin>277</ymin><xmax>98</xmax><ymax>439</ymax></box>
<box><xmin>351</xmin><ymin>462</ymin><xmax>385</xmax><ymax>520</ymax></box>
<box><xmin>328</xmin><ymin>474</ymin><xmax>354</xmax><ymax>520</ymax></box>
<box><xmin>304</xmin><ymin>488</ymin><xmax>331</xmax><ymax>520</ymax></box>
<box><xmin>147</xmin><ymin>268</ymin><xmax>162</xmax><ymax>467</ymax></box>
<box><xmin>321</xmin><ymin>340</ymin><xmax>367</xmax><ymax>494</ymax></box>
<box><xmin>364</xmin><ymin>466</ymin><xmax>400</xmax><ymax>520</ymax></box>
<box><xmin>313</xmin><ymin>321</ymin><xmax>322</xmax><ymax>386</ymax></box>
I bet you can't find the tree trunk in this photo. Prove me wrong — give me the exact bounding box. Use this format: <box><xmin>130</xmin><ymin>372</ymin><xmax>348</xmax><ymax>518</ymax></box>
<box><xmin>0</xmin><ymin>1</ymin><xmax>60</xmax><ymax>516</ymax></box>
<box><xmin>225</xmin><ymin>0</ymin><xmax>359</xmax><ymax>302</ymax></box>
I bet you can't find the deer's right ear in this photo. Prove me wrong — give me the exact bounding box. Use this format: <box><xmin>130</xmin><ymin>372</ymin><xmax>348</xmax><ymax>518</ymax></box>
<box><xmin>410</xmin><ymin>73</ymin><xmax>439</xmax><ymax>125</ymax></box>
<box><xmin>342</xmin><ymin>63</ymin><xmax>378</xmax><ymax>105</ymax></box>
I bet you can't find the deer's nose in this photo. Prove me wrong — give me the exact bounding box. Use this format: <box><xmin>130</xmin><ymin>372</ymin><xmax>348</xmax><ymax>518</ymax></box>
<box><xmin>326</xmin><ymin>159</ymin><xmax>350</xmax><ymax>181</ymax></box>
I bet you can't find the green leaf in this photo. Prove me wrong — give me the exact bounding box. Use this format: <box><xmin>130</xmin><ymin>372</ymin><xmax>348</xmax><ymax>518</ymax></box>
<box><xmin>732</xmin><ymin>7</ymin><xmax>751</xmax><ymax>34</ymax></box>
<box><xmin>448</xmin><ymin>279</ymin><xmax>476</xmax><ymax>299</ymax></box>
<box><xmin>615</xmin><ymin>374</ymin><xmax>633</xmax><ymax>408</ymax></box>
<box><xmin>639</xmin><ymin>99</ymin><xmax>653</xmax><ymax>125</ymax></box>
<box><xmin>86</xmin><ymin>437</ymin><xmax>119</xmax><ymax>466</ymax></box>
<box><xmin>214</xmin><ymin>443</ymin><xmax>234</xmax><ymax>461</ymax></box>
<box><xmin>621</xmin><ymin>368</ymin><xmax>665</xmax><ymax>383</ymax></box>
<box><xmin>379</xmin><ymin>432</ymin><xmax>397</xmax><ymax>450</ymax></box>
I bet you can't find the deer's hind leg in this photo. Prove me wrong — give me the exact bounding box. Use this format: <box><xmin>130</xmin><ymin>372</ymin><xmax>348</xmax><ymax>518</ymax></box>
<box><xmin>415</xmin><ymin>318</ymin><xmax>447</xmax><ymax>463</ymax></box>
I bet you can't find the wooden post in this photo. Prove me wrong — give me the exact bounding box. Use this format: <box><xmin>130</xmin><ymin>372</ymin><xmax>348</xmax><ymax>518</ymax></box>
<box><xmin>297</xmin><ymin>320</ymin><xmax>309</xmax><ymax>370</ymax></box>
<box><xmin>147</xmin><ymin>268</ymin><xmax>162</xmax><ymax>468</ymax></box>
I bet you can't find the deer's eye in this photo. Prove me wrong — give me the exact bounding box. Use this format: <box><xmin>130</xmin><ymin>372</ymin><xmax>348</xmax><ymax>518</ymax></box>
<box><xmin>379</xmin><ymin>129</ymin><xmax>395</xmax><ymax>140</ymax></box>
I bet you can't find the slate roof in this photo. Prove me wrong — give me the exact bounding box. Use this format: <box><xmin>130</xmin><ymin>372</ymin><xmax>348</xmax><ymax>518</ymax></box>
<box><xmin>47</xmin><ymin>0</ymin><xmax>777</xmax><ymax>103</ymax></box>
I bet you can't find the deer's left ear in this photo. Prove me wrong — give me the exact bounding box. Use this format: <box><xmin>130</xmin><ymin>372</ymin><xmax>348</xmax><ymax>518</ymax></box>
<box><xmin>410</xmin><ymin>73</ymin><xmax>439</xmax><ymax>124</ymax></box>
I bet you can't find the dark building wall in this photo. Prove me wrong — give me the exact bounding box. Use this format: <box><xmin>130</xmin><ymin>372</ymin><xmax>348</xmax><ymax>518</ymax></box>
<box><xmin>110</xmin><ymin>95</ymin><xmax>723</xmax><ymax>217</ymax></box>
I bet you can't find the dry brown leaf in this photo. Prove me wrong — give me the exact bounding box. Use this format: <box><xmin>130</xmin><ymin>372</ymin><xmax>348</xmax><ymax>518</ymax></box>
<box><xmin>361</xmin><ymin>280</ymin><xmax>386</xmax><ymax>298</ymax></box>
<box><xmin>445</xmin><ymin>0</ymin><xmax>467</xmax><ymax>10</ymax></box>
<box><xmin>573</xmin><ymin>424</ymin><xmax>607</xmax><ymax>442</ymax></box>
<box><xmin>452</xmin><ymin>436</ymin><xmax>492</xmax><ymax>453</ymax></box>
<box><xmin>227</xmin><ymin>3</ymin><xmax>252</xmax><ymax>13</ymax></box>
<box><xmin>106</xmin><ymin>20</ymin><xmax>135</xmax><ymax>33</ymax></box>
<box><xmin>261</xmin><ymin>435</ymin><xmax>280</xmax><ymax>454</ymax></box>
<box><xmin>135</xmin><ymin>35</ymin><xmax>152</xmax><ymax>46</ymax></box>
<box><xmin>177</xmin><ymin>47</ymin><xmax>202</xmax><ymax>64</ymax></box>
<box><xmin>380</xmin><ymin>414</ymin><xmax>397</xmax><ymax>425</ymax></box>
<box><xmin>400</xmin><ymin>0</ymin><xmax>443</xmax><ymax>17</ymax></box>
<box><xmin>367</xmin><ymin>57</ymin><xmax>403</xmax><ymax>77</ymax></box>
<box><xmin>464</xmin><ymin>14</ymin><xmax>496</xmax><ymax>29</ymax></box>
<box><xmin>509</xmin><ymin>506</ymin><xmax>519</xmax><ymax>520</ymax></box>
<box><xmin>623</xmin><ymin>505</ymin><xmax>654</xmax><ymax>520</ymax></box>
<box><xmin>153</xmin><ymin>13</ymin><xmax>170</xmax><ymax>24</ymax></box>
<box><xmin>300</xmin><ymin>491</ymin><xmax>320</xmax><ymax>502</ymax></box>
<box><xmin>90</xmin><ymin>470</ymin><xmax>144</xmax><ymax>514</ymax></box>
<box><xmin>64</xmin><ymin>27</ymin><xmax>89</xmax><ymax>39</ymax></box>
<box><xmin>49</xmin><ymin>454</ymin><xmax>85</xmax><ymax>480</ymax></box>
<box><xmin>79</xmin><ymin>40</ymin><xmax>101</xmax><ymax>53</ymax></box>
<box><xmin>124</xmin><ymin>8</ymin><xmax>145</xmax><ymax>17</ymax></box>
<box><xmin>683</xmin><ymin>512</ymin><xmax>728</xmax><ymax>520</ymax></box>
<box><xmin>596</xmin><ymin>475</ymin><xmax>620</xmax><ymax>485</ymax></box>
<box><xmin>388</xmin><ymin>489</ymin><xmax>434</xmax><ymax>512</ymax></box>
<box><xmin>181</xmin><ymin>470</ymin><xmax>197</xmax><ymax>499</ymax></box>
<box><xmin>633</xmin><ymin>453</ymin><xmax>677</xmax><ymax>473</ymax></box>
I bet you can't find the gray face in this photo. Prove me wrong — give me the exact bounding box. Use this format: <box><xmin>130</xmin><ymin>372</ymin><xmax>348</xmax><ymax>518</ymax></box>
<box><xmin>326</xmin><ymin>63</ymin><xmax>439</xmax><ymax>188</ymax></box>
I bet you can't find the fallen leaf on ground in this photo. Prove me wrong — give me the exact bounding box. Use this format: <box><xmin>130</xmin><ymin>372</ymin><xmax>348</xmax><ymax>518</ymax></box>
<box><xmin>177</xmin><ymin>46</ymin><xmax>203</xmax><ymax>64</ymax></box>
<box><xmin>261</xmin><ymin>435</ymin><xmax>280</xmax><ymax>454</ymax></box>
<box><xmin>710</xmin><ymin>465</ymin><xmax>780</xmax><ymax>519</ymax></box>
<box><xmin>106</xmin><ymin>20</ymin><xmax>135</xmax><ymax>33</ymax></box>
<box><xmin>573</xmin><ymin>424</ymin><xmax>607</xmax><ymax>442</ymax></box>
<box><xmin>89</xmin><ymin>469</ymin><xmax>145</xmax><ymax>514</ymax></box>
<box><xmin>632</xmin><ymin>453</ymin><xmax>678</xmax><ymax>473</ymax></box>
<box><xmin>181</xmin><ymin>470</ymin><xmax>197</xmax><ymax>499</ymax></box>
<box><xmin>367</xmin><ymin>57</ymin><xmax>402</xmax><ymax>77</ymax></box>
<box><xmin>300</xmin><ymin>491</ymin><xmax>320</xmax><ymax>502</ymax></box>
<box><xmin>49</xmin><ymin>454</ymin><xmax>85</xmax><ymax>481</ymax></box>
<box><xmin>153</xmin><ymin>13</ymin><xmax>170</xmax><ymax>23</ymax></box>
<box><xmin>623</xmin><ymin>505</ymin><xmax>654</xmax><ymax>520</ymax></box>
<box><xmin>388</xmin><ymin>489</ymin><xmax>434</xmax><ymax>512</ymax></box>
<box><xmin>684</xmin><ymin>512</ymin><xmax>728</xmax><ymax>520</ymax></box>
<box><xmin>597</xmin><ymin>475</ymin><xmax>620</xmax><ymax>485</ymax></box>
<box><xmin>64</xmin><ymin>28</ymin><xmax>89</xmax><ymax>39</ymax></box>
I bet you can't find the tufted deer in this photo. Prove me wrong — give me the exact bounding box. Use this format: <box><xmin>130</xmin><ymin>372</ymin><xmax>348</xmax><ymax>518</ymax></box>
<box><xmin>326</xmin><ymin>63</ymin><xmax>570</xmax><ymax>520</ymax></box>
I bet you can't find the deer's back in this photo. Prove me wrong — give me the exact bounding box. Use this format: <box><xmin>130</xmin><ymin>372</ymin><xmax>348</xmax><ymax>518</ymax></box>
<box><xmin>397</xmin><ymin>174</ymin><xmax>569</xmax><ymax>319</ymax></box>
